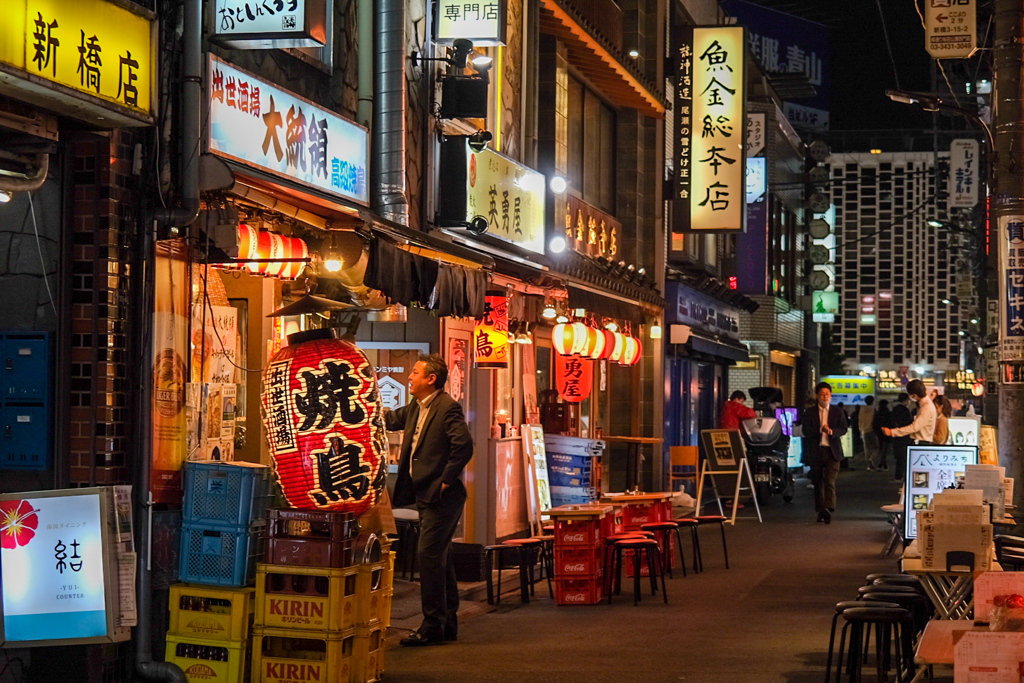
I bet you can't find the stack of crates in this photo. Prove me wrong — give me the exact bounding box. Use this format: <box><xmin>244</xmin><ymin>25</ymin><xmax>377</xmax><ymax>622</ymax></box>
<box><xmin>251</xmin><ymin>508</ymin><xmax>393</xmax><ymax>683</ymax></box>
<box><xmin>169</xmin><ymin>460</ymin><xmax>271</xmax><ymax>682</ymax></box>
<box><xmin>545</xmin><ymin>435</ymin><xmax>604</xmax><ymax>507</ymax></box>
<box><xmin>620</xmin><ymin>499</ymin><xmax>672</xmax><ymax>578</ymax></box>
<box><xmin>551</xmin><ymin>508</ymin><xmax>614</xmax><ymax>605</ymax></box>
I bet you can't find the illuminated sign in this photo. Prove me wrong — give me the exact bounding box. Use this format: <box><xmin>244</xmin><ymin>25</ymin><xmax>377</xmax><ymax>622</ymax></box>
<box><xmin>563</xmin><ymin>195</ymin><xmax>621</xmax><ymax>259</ymax></box>
<box><xmin>860</xmin><ymin>314</ymin><xmax>877</xmax><ymax>325</ymax></box>
<box><xmin>207</xmin><ymin>55</ymin><xmax>369</xmax><ymax>205</ymax></box>
<box><xmin>949</xmin><ymin>139</ymin><xmax>980</xmax><ymax>209</ymax></box>
<box><xmin>949</xmin><ymin>416</ymin><xmax>980</xmax><ymax>447</ymax></box>
<box><xmin>474</xmin><ymin>292</ymin><xmax>509</xmax><ymax>369</ymax></box>
<box><xmin>812</xmin><ymin>290</ymin><xmax>839</xmax><ymax>323</ymax></box>
<box><xmin>0</xmin><ymin>488</ymin><xmax>125</xmax><ymax>646</ymax></box>
<box><xmin>211</xmin><ymin>0</ymin><xmax>328</xmax><ymax>49</ymax></box>
<box><xmin>746</xmin><ymin>156</ymin><xmax>766</xmax><ymax>203</ymax></box>
<box><xmin>672</xmin><ymin>26</ymin><xmax>746</xmax><ymax>233</ymax></box>
<box><xmin>0</xmin><ymin>0</ymin><xmax>155</xmax><ymax>123</ymax></box>
<box><xmin>925</xmin><ymin>0</ymin><xmax>976</xmax><ymax>60</ymax></box>
<box><xmin>904</xmin><ymin>445</ymin><xmax>978</xmax><ymax>539</ymax></box>
<box><xmin>1000</xmin><ymin>215</ymin><xmax>1024</xmax><ymax>365</ymax></box>
<box><xmin>435</xmin><ymin>0</ymin><xmax>506</xmax><ymax>46</ymax></box>
<box><xmin>822</xmin><ymin>375</ymin><xmax>875</xmax><ymax>406</ymax></box>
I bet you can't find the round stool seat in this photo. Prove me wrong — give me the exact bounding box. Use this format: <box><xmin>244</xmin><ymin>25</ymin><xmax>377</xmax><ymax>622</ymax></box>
<box><xmin>672</xmin><ymin>517</ymin><xmax>699</xmax><ymax>526</ymax></box>
<box><xmin>867</xmin><ymin>573</ymin><xmax>920</xmax><ymax>584</ymax></box>
<box><xmin>502</xmin><ymin>538</ymin><xmax>544</xmax><ymax>546</ymax></box>
<box><xmin>841</xmin><ymin>606</ymin><xmax>912</xmax><ymax>624</ymax></box>
<box><xmin>694</xmin><ymin>515</ymin><xmax>727</xmax><ymax>524</ymax></box>
<box><xmin>872</xmin><ymin>577</ymin><xmax>923</xmax><ymax>589</ymax></box>
<box><xmin>857</xmin><ymin>584</ymin><xmax>917</xmax><ymax>596</ymax></box>
<box><xmin>836</xmin><ymin>600</ymin><xmax>899</xmax><ymax>613</ymax></box>
<box><xmin>393</xmin><ymin>508</ymin><xmax>420</xmax><ymax>521</ymax></box>
<box><xmin>613</xmin><ymin>537</ymin><xmax>659</xmax><ymax>548</ymax></box>
<box><xmin>640</xmin><ymin>522</ymin><xmax>679</xmax><ymax>531</ymax></box>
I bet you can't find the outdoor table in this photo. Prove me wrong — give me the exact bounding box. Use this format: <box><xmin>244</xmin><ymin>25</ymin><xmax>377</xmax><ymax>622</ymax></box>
<box><xmin>909</xmin><ymin>619</ymin><xmax>979</xmax><ymax>682</ymax></box>
<box><xmin>901</xmin><ymin>551</ymin><xmax>1001</xmax><ymax>620</ymax></box>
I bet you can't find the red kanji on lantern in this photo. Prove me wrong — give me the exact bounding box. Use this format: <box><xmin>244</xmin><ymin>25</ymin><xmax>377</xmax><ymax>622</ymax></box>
<box><xmin>260</xmin><ymin>329</ymin><xmax>388</xmax><ymax>514</ymax></box>
<box><xmin>555</xmin><ymin>353</ymin><xmax>594</xmax><ymax>403</ymax></box>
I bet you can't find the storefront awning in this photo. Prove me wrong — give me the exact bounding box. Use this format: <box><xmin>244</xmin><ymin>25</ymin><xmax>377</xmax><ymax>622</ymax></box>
<box><xmin>686</xmin><ymin>332</ymin><xmax>750</xmax><ymax>364</ymax></box>
<box><xmin>567</xmin><ymin>284</ymin><xmax>644</xmax><ymax>324</ymax></box>
<box><xmin>539</xmin><ymin>0</ymin><xmax>666</xmax><ymax>118</ymax></box>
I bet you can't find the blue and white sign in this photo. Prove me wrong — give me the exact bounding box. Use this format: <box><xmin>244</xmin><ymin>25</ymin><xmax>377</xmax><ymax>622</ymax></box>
<box><xmin>949</xmin><ymin>139</ymin><xmax>980</xmax><ymax>209</ymax></box>
<box><xmin>722</xmin><ymin>0</ymin><xmax>831</xmax><ymax>130</ymax></box>
<box><xmin>207</xmin><ymin>55</ymin><xmax>369</xmax><ymax>205</ymax></box>
<box><xmin>1</xmin><ymin>492</ymin><xmax>107</xmax><ymax>642</ymax></box>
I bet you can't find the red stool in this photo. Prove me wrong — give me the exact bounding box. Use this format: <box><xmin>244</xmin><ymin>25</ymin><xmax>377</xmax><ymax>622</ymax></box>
<box><xmin>606</xmin><ymin>537</ymin><xmax>668</xmax><ymax>606</ymax></box>
<box><xmin>640</xmin><ymin>522</ymin><xmax>687</xmax><ymax>578</ymax></box>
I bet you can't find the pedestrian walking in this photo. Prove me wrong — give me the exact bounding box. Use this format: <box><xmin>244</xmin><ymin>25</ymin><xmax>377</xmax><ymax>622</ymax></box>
<box><xmin>800</xmin><ymin>382</ymin><xmax>848</xmax><ymax>524</ymax></box>
<box><xmin>933</xmin><ymin>395</ymin><xmax>951</xmax><ymax>445</ymax></box>
<box><xmin>883</xmin><ymin>380</ymin><xmax>937</xmax><ymax>481</ymax></box>
<box><xmin>873</xmin><ymin>399</ymin><xmax>892</xmax><ymax>471</ymax></box>
<box><xmin>858</xmin><ymin>396</ymin><xmax>880</xmax><ymax>470</ymax></box>
<box><xmin>385</xmin><ymin>354</ymin><xmax>474</xmax><ymax>646</ymax></box>
<box><xmin>720</xmin><ymin>390</ymin><xmax>756</xmax><ymax>430</ymax></box>
<box><xmin>886</xmin><ymin>393</ymin><xmax>913</xmax><ymax>481</ymax></box>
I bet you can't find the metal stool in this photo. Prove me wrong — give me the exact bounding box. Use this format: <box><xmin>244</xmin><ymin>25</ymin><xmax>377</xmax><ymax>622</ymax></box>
<box><xmin>605</xmin><ymin>537</ymin><xmax>668</xmax><ymax>606</ymax></box>
<box><xmin>640</xmin><ymin>522</ymin><xmax>687</xmax><ymax>578</ymax></box>
<box><xmin>672</xmin><ymin>517</ymin><xmax>702</xmax><ymax>573</ymax></box>
<box><xmin>825</xmin><ymin>600</ymin><xmax>901</xmax><ymax>682</ymax></box>
<box><xmin>392</xmin><ymin>508</ymin><xmax>420</xmax><ymax>580</ymax></box>
<box><xmin>832</xmin><ymin>606</ymin><xmax>913</xmax><ymax>683</ymax></box>
<box><xmin>484</xmin><ymin>540</ymin><xmax>545</xmax><ymax>605</ymax></box>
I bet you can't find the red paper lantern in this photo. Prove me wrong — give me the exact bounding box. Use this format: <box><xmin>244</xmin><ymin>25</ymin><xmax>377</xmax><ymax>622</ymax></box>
<box><xmin>474</xmin><ymin>292</ymin><xmax>509</xmax><ymax>369</ymax></box>
<box><xmin>607</xmin><ymin>332</ymin><xmax>626</xmax><ymax>362</ymax></box>
<box><xmin>596</xmin><ymin>329</ymin><xmax>617</xmax><ymax>360</ymax></box>
<box><xmin>260</xmin><ymin>329</ymin><xmax>388</xmax><ymax>514</ymax></box>
<box><xmin>555</xmin><ymin>354</ymin><xmax>593</xmax><ymax>402</ymax></box>
<box><xmin>620</xmin><ymin>336</ymin><xmax>643</xmax><ymax>366</ymax></box>
<box><xmin>552</xmin><ymin>322</ymin><xmax>588</xmax><ymax>356</ymax></box>
<box><xmin>282</xmin><ymin>237</ymin><xmax>309</xmax><ymax>280</ymax></box>
<box><xmin>237</xmin><ymin>223</ymin><xmax>257</xmax><ymax>270</ymax></box>
<box><xmin>582</xmin><ymin>326</ymin><xmax>604</xmax><ymax>359</ymax></box>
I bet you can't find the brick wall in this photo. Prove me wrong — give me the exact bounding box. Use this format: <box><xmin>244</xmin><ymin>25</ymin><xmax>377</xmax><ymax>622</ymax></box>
<box><xmin>68</xmin><ymin>131</ymin><xmax>135</xmax><ymax>487</ymax></box>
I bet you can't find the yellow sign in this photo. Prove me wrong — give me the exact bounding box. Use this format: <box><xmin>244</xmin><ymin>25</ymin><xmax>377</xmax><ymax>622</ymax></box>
<box><xmin>0</xmin><ymin>0</ymin><xmax>153</xmax><ymax>118</ymax></box>
<box><xmin>466</xmin><ymin>148</ymin><xmax>546</xmax><ymax>255</ymax></box>
<box><xmin>679</xmin><ymin>26</ymin><xmax>745</xmax><ymax>232</ymax></box>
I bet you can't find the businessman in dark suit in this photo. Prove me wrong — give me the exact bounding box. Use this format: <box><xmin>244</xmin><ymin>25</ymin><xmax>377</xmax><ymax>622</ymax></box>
<box><xmin>800</xmin><ymin>382</ymin><xmax>848</xmax><ymax>524</ymax></box>
<box><xmin>385</xmin><ymin>354</ymin><xmax>473</xmax><ymax>646</ymax></box>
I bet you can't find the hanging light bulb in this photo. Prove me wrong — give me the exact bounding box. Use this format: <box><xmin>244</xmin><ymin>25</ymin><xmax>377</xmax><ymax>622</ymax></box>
<box><xmin>649</xmin><ymin>323</ymin><xmax>662</xmax><ymax>340</ymax></box>
<box><xmin>542</xmin><ymin>301</ymin><xmax>557</xmax><ymax>319</ymax></box>
<box><xmin>322</xmin><ymin>233</ymin><xmax>342</xmax><ymax>272</ymax></box>
<box><xmin>605</xmin><ymin>321</ymin><xmax>619</xmax><ymax>333</ymax></box>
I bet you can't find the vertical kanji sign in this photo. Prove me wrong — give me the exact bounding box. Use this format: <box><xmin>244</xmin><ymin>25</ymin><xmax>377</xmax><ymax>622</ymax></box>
<box><xmin>474</xmin><ymin>292</ymin><xmax>509</xmax><ymax>369</ymax></box>
<box><xmin>925</xmin><ymin>0</ymin><xmax>976</xmax><ymax>60</ymax></box>
<box><xmin>672</xmin><ymin>26</ymin><xmax>746</xmax><ymax>233</ymax></box>
<box><xmin>999</xmin><ymin>215</ymin><xmax>1024</xmax><ymax>374</ymax></box>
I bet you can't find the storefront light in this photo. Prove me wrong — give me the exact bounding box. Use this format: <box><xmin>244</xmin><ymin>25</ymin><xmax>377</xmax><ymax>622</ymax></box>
<box><xmin>0</xmin><ymin>191</ymin><xmax>11</xmax><ymax>203</ymax></box>
<box><xmin>549</xmin><ymin>175</ymin><xmax>568</xmax><ymax>194</ymax></box>
<box><xmin>542</xmin><ymin>300</ymin><xmax>557</xmax><ymax>319</ymax></box>
<box><xmin>555</xmin><ymin>314</ymin><xmax>569</xmax><ymax>324</ymax></box>
<box><xmin>549</xmin><ymin>235</ymin><xmax>566</xmax><ymax>253</ymax></box>
<box><xmin>604</xmin><ymin>321</ymin><xmax>618</xmax><ymax>333</ymax></box>
<box><xmin>649</xmin><ymin>324</ymin><xmax>662</xmax><ymax>340</ymax></box>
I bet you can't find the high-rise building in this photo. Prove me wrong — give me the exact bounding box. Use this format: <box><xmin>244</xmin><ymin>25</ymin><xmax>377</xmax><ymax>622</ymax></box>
<box><xmin>829</xmin><ymin>152</ymin><xmax>967</xmax><ymax>379</ymax></box>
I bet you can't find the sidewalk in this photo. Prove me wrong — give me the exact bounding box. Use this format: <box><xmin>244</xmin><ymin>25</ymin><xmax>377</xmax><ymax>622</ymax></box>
<box><xmin>384</xmin><ymin>459</ymin><xmax>907</xmax><ymax>682</ymax></box>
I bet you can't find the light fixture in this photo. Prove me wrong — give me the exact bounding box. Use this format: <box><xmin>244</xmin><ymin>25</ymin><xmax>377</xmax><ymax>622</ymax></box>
<box><xmin>549</xmin><ymin>175</ymin><xmax>567</xmax><ymax>194</ymax></box>
<box><xmin>322</xmin><ymin>234</ymin><xmax>342</xmax><ymax>272</ymax></box>
<box><xmin>628</xmin><ymin>49</ymin><xmax>639</xmax><ymax>58</ymax></box>
<box><xmin>971</xmin><ymin>318</ymin><xmax>979</xmax><ymax>324</ymax></box>
<box><xmin>915</xmin><ymin>366</ymin><xmax>925</xmax><ymax>374</ymax></box>
<box><xmin>542</xmin><ymin>302</ymin><xmax>557</xmax><ymax>319</ymax></box>
<box><xmin>862</xmin><ymin>365</ymin><xmax>873</xmax><ymax>374</ymax></box>
<box><xmin>555</xmin><ymin>314</ymin><xmax>569</xmax><ymax>324</ymax></box>
<box><xmin>649</xmin><ymin>323</ymin><xmax>662</xmax><ymax>340</ymax></box>
<box><xmin>870</xmin><ymin>149</ymin><xmax>882</xmax><ymax>154</ymax></box>
<box><xmin>959</xmin><ymin>330</ymin><xmax>966</xmax><ymax>336</ymax></box>
<box><xmin>549</xmin><ymin>235</ymin><xmax>566</xmax><ymax>254</ymax></box>
<box><xmin>927</xmin><ymin>219</ymin><xmax>944</xmax><ymax>228</ymax></box>
<box><xmin>450</xmin><ymin>38</ymin><xmax>474</xmax><ymax>69</ymax></box>
<box><xmin>470</xmin><ymin>54</ymin><xmax>493</xmax><ymax>72</ymax></box>
<box><xmin>468</xmin><ymin>130</ymin><xmax>493</xmax><ymax>152</ymax></box>
<box><xmin>941</xmin><ymin>298</ymin><xmax>952</xmax><ymax>305</ymax></box>
<box><xmin>0</xmin><ymin>191</ymin><xmax>11</xmax><ymax>203</ymax></box>
<box><xmin>605</xmin><ymin>321</ymin><xmax>618</xmax><ymax>333</ymax></box>
<box><xmin>516</xmin><ymin>322</ymin><xmax>533</xmax><ymax>344</ymax></box>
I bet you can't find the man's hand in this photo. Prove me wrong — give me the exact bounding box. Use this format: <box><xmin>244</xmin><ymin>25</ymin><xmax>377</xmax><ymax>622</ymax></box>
<box><xmin>821</xmin><ymin>425</ymin><xmax>832</xmax><ymax>436</ymax></box>
<box><xmin>441</xmin><ymin>482</ymin><xmax>449</xmax><ymax>494</ymax></box>
<box><xmin>882</xmin><ymin>427</ymin><xmax>892</xmax><ymax>437</ymax></box>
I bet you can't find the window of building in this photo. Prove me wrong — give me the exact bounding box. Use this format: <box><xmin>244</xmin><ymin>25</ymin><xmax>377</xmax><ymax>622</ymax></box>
<box><xmin>567</xmin><ymin>75</ymin><xmax>616</xmax><ymax>212</ymax></box>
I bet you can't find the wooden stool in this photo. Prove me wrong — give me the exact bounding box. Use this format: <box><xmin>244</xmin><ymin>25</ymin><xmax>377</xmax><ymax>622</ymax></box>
<box><xmin>606</xmin><ymin>538</ymin><xmax>668</xmax><ymax>606</ymax></box>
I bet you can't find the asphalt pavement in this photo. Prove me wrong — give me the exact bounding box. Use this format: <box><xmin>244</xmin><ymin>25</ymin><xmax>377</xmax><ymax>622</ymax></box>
<box><xmin>384</xmin><ymin>459</ymin><xmax>909</xmax><ymax>683</ymax></box>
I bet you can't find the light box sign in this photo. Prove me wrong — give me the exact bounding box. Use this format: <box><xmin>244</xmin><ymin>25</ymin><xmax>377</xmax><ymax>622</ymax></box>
<box><xmin>673</xmin><ymin>26</ymin><xmax>746</xmax><ymax>233</ymax></box>
<box><xmin>207</xmin><ymin>55</ymin><xmax>369</xmax><ymax>206</ymax></box>
<box><xmin>949</xmin><ymin>416</ymin><xmax>981</xmax><ymax>447</ymax></box>
<box><xmin>904</xmin><ymin>445</ymin><xmax>979</xmax><ymax>540</ymax></box>
<box><xmin>822</xmin><ymin>375</ymin><xmax>875</xmax><ymax>406</ymax></box>
<box><xmin>949</xmin><ymin>139</ymin><xmax>980</xmax><ymax>209</ymax></box>
<box><xmin>212</xmin><ymin>0</ymin><xmax>327</xmax><ymax>49</ymax></box>
<box><xmin>812</xmin><ymin>290</ymin><xmax>839</xmax><ymax>323</ymax></box>
<box><xmin>435</xmin><ymin>0</ymin><xmax>506</xmax><ymax>46</ymax></box>
<box><xmin>0</xmin><ymin>489</ymin><xmax>115</xmax><ymax>645</ymax></box>
<box><xmin>0</xmin><ymin>0</ymin><xmax>155</xmax><ymax>122</ymax></box>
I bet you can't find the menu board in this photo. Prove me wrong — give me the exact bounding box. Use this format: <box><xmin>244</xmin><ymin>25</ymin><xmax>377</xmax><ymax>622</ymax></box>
<box><xmin>904</xmin><ymin>445</ymin><xmax>979</xmax><ymax>540</ymax></box>
<box><xmin>700</xmin><ymin>430</ymin><xmax>745</xmax><ymax>471</ymax></box>
<box><xmin>521</xmin><ymin>425</ymin><xmax>552</xmax><ymax>531</ymax></box>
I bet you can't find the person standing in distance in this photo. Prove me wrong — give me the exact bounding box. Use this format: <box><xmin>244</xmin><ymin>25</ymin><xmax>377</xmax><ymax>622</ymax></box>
<box><xmin>859</xmin><ymin>396</ymin><xmax>880</xmax><ymax>471</ymax></box>
<box><xmin>800</xmin><ymin>382</ymin><xmax>848</xmax><ymax>524</ymax></box>
<box><xmin>385</xmin><ymin>354</ymin><xmax>473</xmax><ymax>646</ymax></box>
<box><xmin>888</xmin><ymin>393</ymin><xmax>913</xmax><ymax>480</ymax></box>
<box><xmin>720</xmin><ymin>390</ymin><xmax>757</xmax><ymax>430</ymax></box>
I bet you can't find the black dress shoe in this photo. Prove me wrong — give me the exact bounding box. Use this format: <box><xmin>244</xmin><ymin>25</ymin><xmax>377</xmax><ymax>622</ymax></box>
<box><xmin>817</xmin><ymin>511</ymin><xmax>825</xmax><ymax>523</ymax></box>
<box><xmin>823</xmin><ymin>510</ymin><xmax>832</xmax><ymax>524</ymax></box>
<box><xmin>444</xmin><ymin>632</ymin><xmax>458</xmax><ymax>642</ymax></box>
<box><xmin>400</xmin><ymin>631</ymin><xmax>444</xmax><ymax>647</ymax></box>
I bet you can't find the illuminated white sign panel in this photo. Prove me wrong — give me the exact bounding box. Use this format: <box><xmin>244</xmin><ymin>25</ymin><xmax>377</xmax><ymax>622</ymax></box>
<box><xmin>212</xmin><ymin>0</ymin><xmax>327</xmax><ymax>49</ymax></box>
<box><xmin>435</xmin><ymin>0</ymin><xmax>505</xmax><ymax>46</ymax></box>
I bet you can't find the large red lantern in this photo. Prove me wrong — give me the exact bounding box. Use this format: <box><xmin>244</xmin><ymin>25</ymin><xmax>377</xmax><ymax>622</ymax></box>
<box><xmin>475</xmin><ymin>292</ymin><xmax>509</xmax><ymax>369</ymax></box>
<box><xmin>260</xmin><ymin>329</ymin><xmax>388</xmax><ymax>514</ymax></box>
<box><xmin>555</xmin><ymin>354</ymin><xmax>593</xmax><ymax>402</ymax></box>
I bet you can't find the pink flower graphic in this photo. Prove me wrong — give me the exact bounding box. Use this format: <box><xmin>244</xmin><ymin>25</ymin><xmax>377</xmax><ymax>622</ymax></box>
<box><xmin>0</xmin><ymin>500</ymin><xmax>39</xmax><ymax>550</ymax></box>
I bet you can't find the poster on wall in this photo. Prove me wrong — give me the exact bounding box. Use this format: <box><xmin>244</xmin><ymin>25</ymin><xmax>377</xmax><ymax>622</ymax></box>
<box><xmin>151</xmin><ymin>246</ymin><xmax>189</xmax><ymax>503</ymax></box>
<box><xmin>191</xmin><ymin>304</ymin><xmax>238</xmax><ymax>385</ymax></box>
<box><xmin>903</xmin><ymin>445</ymin><xmax>979</xmax><ymax>540</ymax></box>
<box><xmin>948</xmin><ymin>416</ymin><xmax>980</xmax><ymax>447</ymax></box>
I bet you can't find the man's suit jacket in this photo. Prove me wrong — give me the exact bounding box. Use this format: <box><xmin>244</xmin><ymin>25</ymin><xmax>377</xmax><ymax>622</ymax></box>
<box><xmin>385</xmin><ymin>392</ymin><xmax>474</xmax><ymax>508</ymax></box>
<box><xmin>800</xmin><ymin>404</ymin><xmax>849</xmax><ymax>463</ymax></box>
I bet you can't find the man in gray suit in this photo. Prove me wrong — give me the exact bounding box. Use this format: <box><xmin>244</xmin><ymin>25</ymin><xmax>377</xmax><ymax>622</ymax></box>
<box><xmin>385</xmin><ymin>354</ymin><xmax>473</xmax><ymax>646</ymax></box>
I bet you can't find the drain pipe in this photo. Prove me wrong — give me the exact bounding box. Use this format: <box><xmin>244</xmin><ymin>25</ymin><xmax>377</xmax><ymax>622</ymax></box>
<box><xmin>372</xmin><ymin>0</ymin><xmax>408</xmax><ymax>226</ymax></box>
<box><xmin>357</xmin><ymin>0</ymin><xmax>373</xmax><ymax>129</ymax></box>
<box><xmin>152</xmin><ymin>0</ymin><xmax>201</xmax><ymax>229</ymax></box>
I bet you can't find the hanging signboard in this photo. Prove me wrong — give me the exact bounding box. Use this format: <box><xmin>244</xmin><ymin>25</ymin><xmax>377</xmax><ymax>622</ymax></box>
<box><xmin>0</xmin><ymin>0</ymin><xmax>155</xmax><ymax>125</ymax></box>
<box><xmin>822</xmin><ymin>375</ymin><xmax>875</xmax><ymax>406</ymax></box>
<box><xmin>555</xmin><ymin>355</ymin><xmax>593</xmax><ymax>403</ymax></box>
<box><xmin>925</xmin><ymin>0</ymin><xmax>977</xmax><ymax>60</ymax></box>
<box><xmin>207</xmin><ymin>55</ymin><xmax>369</xmax><ymax>206</ymax></box>
<box><xmin>999</xmin><ymin>215</ymin><xmax>1024</xmax><ymax>366</ymax></box>
<box><xmin>211</xmin><ymin>0</ymin><xmax>328</xmax><ymax>49</ymax></box>
<box><xmin>434</xmin><ymin>0</ymin><xmax>506</xmax><ymax>46</ymax></box>
<box><xmin>949</xmin><ymin>139</ymin><xmax>980</xmax><ymax>209</ymax></box>
<box><xmin>812</xmin><ymin>290</ymin><xmax>839</xmax><ymax>323</ymax></box>
<box><xmin>903</xmin><ymin>445</ymin><xmax>978</xmax><ymax>540</ymax></box>
<box><xmin>563</xmin><ymin>195</ymin><xmax>621</xmax><ymax>260</ymax></box>
<box><xmin>672</xmin><ymin>25</ymin><xmax>746</xmax><ymax>233</ymax></box>
<box><xmin>474</xmin><ymin>292</ymin><xmax>509</xmax><ymax>369</ymax></box>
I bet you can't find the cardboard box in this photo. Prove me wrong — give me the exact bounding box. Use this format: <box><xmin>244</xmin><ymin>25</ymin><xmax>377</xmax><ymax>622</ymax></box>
<box><xmin>920</xmin><ymin>522</ymin><xmax>993</xmax><ymax>571</ymax></box>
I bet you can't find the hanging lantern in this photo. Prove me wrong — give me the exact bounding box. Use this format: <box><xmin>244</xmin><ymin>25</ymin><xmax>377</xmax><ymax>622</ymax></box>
<box><xmin>283</xmin><ymin>237</ymin><xmax>309</xmax><ymax>280</ymax></box>
<box><xmin>607</xmin><ymin>332</ymin><xmax>626</xmax><ymax>362</ymax></box>
<box><xmin>236</xmin><ymin>223</ymin><xmax>258</xmax><ymax>271</ymax></box>
<box><xmin>583</xmin><ymin>326</ymin><xmax>605</xmax><ymax>359</ymax></box>
<box><xmin>265</xmin><ymin>233</ymin><xmax>287</xmax><ymax>277</ymax></box>
<box><xmin>260</xmin><ymin>328</ymin><xmax>388</xmax><ymax>513</ymax></box>
<box><xmin>595</xmin><ymin>329</ymin><xmax>617</xmax><ymax>360</ymax></box>
<box><xmin>555</xmin><ymin>353</ymin><xmax>593</xmax><ymax>402</ymax></box>
<box><xmin>552</xmin><ymin>322</ymin><xmax>588</xmax><ymax>356</ymax></box>
<box><xmin>620</xmin><ymin>336</ymin><xmax>643</xmax><ymax>366</ymax></box>
<box><xmin>246</xmin><ymin>230</ymin><xmax>272</xmax><ymax>274</ymax></box>
<box><xmin>474</xmin><ymin>291</ymin><xmax>509</xmax><ymax>369</ymax></box>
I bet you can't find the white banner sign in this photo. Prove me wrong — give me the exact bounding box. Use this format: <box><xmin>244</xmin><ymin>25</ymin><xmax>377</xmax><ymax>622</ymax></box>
<box><xmin>925</xmin><ymin>0</ymin><xmax>977</xmax><ymax>59</ymax></box>
<box><xmin>207</xmin><ymin>55</ymin><xmax>369</xmax><ymax>205</ymax></box>
<box><xmin>212</xmin><ymin>0</ymin><xmax>327</xmax><ymax>48</ymax></box>
<box><xmin>435</xmin><ymin>0</ymin><xmax>505</xmax><ymax>45</ymax></box>
<box><xmin>949</xmin><ymin>139</ymin><xmax>980</xmax><ymax>208</ymax></box>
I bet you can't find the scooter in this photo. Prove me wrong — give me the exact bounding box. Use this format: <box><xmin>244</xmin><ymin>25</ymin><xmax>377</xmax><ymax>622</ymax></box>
<box><xmin>739</xmin><ymin>387</ymin><xmax>795</xmax><ymax>505</ymax></box>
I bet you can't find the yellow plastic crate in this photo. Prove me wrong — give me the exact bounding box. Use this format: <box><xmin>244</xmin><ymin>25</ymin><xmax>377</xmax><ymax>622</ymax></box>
<box><xmin>168</xmin><ymin>583</ymin><xmax>255</xmax><ymax>642</ymax></box>
<box><xmin>255</xmin><ymin>563</ymin><xmax>359</xmax><ymax>633</ymax></box>
<box><xmin>251</xmin><ymin>626</ymin><xmax>354</xmax><ymax>683</ymax></box>
<box><xmin>165</xmin><ymin>633</ymin><xmax>249</xmax><ymax>683</ymax></box>
<box><xmin>355</xmin><ymin>558</ymin><xmax>390</xmax><ymax>627</ymax></box>
<box><xmin>352</xmin><ymin>625</ymin><xmax>385</xmax><ymax>683</ymax></box>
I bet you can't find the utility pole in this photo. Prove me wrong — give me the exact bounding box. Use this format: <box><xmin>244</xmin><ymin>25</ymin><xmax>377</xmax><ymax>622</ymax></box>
<box><xmin>994</xmin><ymin>0</ymin><xmax>1024</xmax><ymax>514</ymax></box>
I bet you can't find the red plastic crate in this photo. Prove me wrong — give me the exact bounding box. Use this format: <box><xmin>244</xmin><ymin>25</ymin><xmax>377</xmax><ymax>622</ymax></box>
<box><xmin>553</xmin><ymin>545</ymin><xmax>605</xmax><ymax>578</ymax></box>
<box><xmin>553</xmin><ymin>517</ymin><xmax>604</xmax><ymax>546</ymax></box>
<box><xmin>554</xmin><ymin>577</ymin><xmax>604</xmax><ymax>605</ymax></box>
<box><xmin>620</xmin><ymin>503</ymin><xmax>666</xmax><ymax>530</ymax></box>
<box><xmin>264</xmin><ymin>536</ymin><xmax>353</xmax><ymax>568</ymax></box>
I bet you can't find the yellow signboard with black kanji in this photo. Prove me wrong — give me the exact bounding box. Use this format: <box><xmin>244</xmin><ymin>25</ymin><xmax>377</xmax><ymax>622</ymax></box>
<box><xmin>0</xmin><ymin>0</ymin><xmax>154</xmax><ymax>123</ymax></box>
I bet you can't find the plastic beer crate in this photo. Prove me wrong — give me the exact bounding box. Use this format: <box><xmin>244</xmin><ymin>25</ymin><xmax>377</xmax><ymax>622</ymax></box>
<box><xmin>352</xmin><ymin>625</ymin><xmax>385</xmax><ymax>683</ymax></box>
<box><xmin>255</xmin><ymin>563</ymin><xmax>359</xmax><ymax>633</ymax></box>
<box><xmin>553</xmin><ymin>577</ymin><xmax>604</xmax><ymax>605</ymax></box>
<box><xmin>179</xmin><ymin>521</ymin><xmax>266</xmax><ymax>587</ymax></box>
<box><xmin>553</xmin><ymin>545</ymin><xmax>605</xmax><ymax>578</ymax></box>
<box><xmin>165</xmin><ymin>633</ymin><xmax>250</xmax><ymax>683</ymax></box>
<box><xmin>168</xmin><ymin>583</ymin><xmax>255</xmax><ymax>642</ymax></box>
<box><xmin>182</xmin><ymin>460</ymin><xmax>272</xmax><ymax>528</ymax></box>
<box><xmin>251</xmin><ymin>626</ymin><xmax>354</xmax><ymax>683</ymax></box>
<box><xmin>265</xmin><ymin>508</ymin><xmax>359</xmax><ymax>568</ymax></box>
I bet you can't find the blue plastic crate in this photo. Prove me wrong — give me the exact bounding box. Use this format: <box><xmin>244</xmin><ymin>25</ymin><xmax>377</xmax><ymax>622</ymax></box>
<box><xmin>548</xmin><ymin>463</ymin><xmax>592</xmax><ymax>477</ymax></box>
<box><xmin>179</xmin><ymin>521</ymin><xmax>265</xmax><ymax>587</ymax></box>
<box><xmin>548</xmin><ymin>473</ymin><xmax>591</xmax><ymax>488</ymax></box>
<box><xmin>547</xmin><ymin>452</ymin><xmax>596</xmax><ymax>470</ymax></box>
<box><xmin>182</xmin><ymin>460</ymin><xmax>272</xmax><ymax>528</ymax></box>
